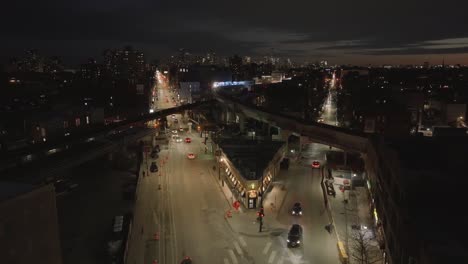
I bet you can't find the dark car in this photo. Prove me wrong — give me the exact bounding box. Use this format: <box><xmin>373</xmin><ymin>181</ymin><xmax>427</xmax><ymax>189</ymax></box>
<box><xmin>287</xmin><ymin>224</ymin><xmax>303</xmax><ymax>247</ymax></box>
<box><xmin>150</xmin><ymin>150</ymin><xmax>159</xmax><ymax>159</ymax></box>
<box><xmin>150</xmin><ymin>162</ymin><xmax>158</xmax><ymax>172</ymax></box>
<box><xmin>291</xmin><ymin>202</ymin><xmax>302</xmax><ymax>216</ymax></box>
<box><xmin>154</xmin><ymin>145</ymin><xmax>160</xmax><ymax>152</ymax></box>
<box><xmin>54</xmin><ymin>179</ymin><xmax>78</xmax><ymax>196</ymax></box>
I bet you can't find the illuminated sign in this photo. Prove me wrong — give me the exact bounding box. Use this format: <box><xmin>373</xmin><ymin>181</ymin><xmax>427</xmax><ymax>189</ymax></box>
<box><xmin>212</xmin><ymin>81</ymin><xmax>252</xmax><ymax>88</ymax></box>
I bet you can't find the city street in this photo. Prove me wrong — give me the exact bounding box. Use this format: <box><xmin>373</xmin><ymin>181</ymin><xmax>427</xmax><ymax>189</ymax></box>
<box><xmin>127</xmin><ymin>75</ymin><xmax>343</xmax><ymax>264</ymax></box>
<box><xmin>274</xmin><ymin>143</ymin><xmax>340</xmax><ymax>264</ymax></box>
<box><xmin>320</xmin><ymin>73</ymin><xmax>339</xmax><ymax>126</ymax></box>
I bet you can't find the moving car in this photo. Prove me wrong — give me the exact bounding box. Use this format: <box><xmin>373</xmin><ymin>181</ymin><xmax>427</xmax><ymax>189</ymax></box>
<box><xmin>172</xmin><ymin>129</ymin><xmax>178</xmax><ymax>134</ymax></box>
<box><xmin>174</xmin><ymin>136</ymin><xmax>182</xmax><ymax>143</ymax></box>
<box><xmin>185</xmin><ymin>137</ymin><xmax>191</xmax><ymax>143</ymax></box>
<box><xmin>291</xmin><ymin>202</ymin><xmax>302</xmax><ymax>216</ymax></box>
<box><xmin>287</xmin><ymin>224</ymin><xmax>303</xmax><ymax>247</ymax></box>
<box><xmin>179</xmin><ymin>127</ymin><xmax>184</xmax><ymax>132</ymax></box>
<box><xmin>187</xmin><ymin>153</ymin><xmax>196</xmax><ymax>160</ymax></box>
<box><xmin>312</xmin><ymin>160</ymin><xmax>320</xmax><ymax>168</ymax></box>
<box><xmin>150</xmin><ymin>150</ymin><xmax>159</xmax><ymax>159</ymax></box>
<box><xmin>171</xmin><ymin>114</ymin><xmax>176</xmax><ymax>119</ymax></box>
<box><xmin>150</xmin><ymin>162</ymin><xmax>158</xmax><ymax>172</ymax></box>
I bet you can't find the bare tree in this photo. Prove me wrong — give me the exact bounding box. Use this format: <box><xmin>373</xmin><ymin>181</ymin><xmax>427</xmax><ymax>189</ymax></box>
<box><xmin>350</xmin><ymin>229</ymin><xmax>382</xmax><ymax>264</ymax></box>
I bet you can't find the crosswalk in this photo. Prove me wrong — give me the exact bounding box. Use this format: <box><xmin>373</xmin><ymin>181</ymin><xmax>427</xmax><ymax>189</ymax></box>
<box><xmin>222</xmin><ymin>236</ymin><xmax>309</xmax><ymax>264</ymax></box>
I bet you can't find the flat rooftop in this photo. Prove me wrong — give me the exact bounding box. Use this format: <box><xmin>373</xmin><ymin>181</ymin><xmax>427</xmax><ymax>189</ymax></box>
<box><xmin>218</xmin><ymin>139</ymin><xmax>285</xmax><ymax>181</ymax></box>
<box><xmin>0</xmin><ymin>181</ymin><xmax>35</xmax><ymax>202</ymax></box>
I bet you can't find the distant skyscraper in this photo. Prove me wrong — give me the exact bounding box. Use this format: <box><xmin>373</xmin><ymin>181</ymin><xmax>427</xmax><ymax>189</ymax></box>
<box><xmin>103</xmin><ymin>46</ymin><xmax>146</xmax><ymax>81</ymax></box>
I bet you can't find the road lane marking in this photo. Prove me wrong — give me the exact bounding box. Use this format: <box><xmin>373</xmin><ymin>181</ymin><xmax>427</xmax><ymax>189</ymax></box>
<box><xmin>276</xmin><ymin>236</ymin><xmax>287</xmax><ymax>247</ymax></box>
<box><xmin>228</xmin><ymin>249</ymin><xmax>238</xmax><ymax>264</ymax></box>
<box><xmin>268</xmin><ymin>250</ymin><xmax>277</xmax><ymax>264</ymax></box>
<box><xmin>223</xmin><ymin>258</ymin><xmax>230</xmax><ymax>264</ymax></box>
<box><xmin>263</xmin><ymin>242</ymin><xmax>272</xmax><ymax>254</ymax></box>
<box><xmin>238</xmin><ymin>236</ymin><xmax>247</xmax><ymax>247</ymax></box>
<box><xmin>277</xmin><ymin>256</ymin><xmax>284</xmax><ymax>264</ymax></box>
<box><xmin>286</xmin><ymin>248</ymin><xmax>296</xmax><ymax>260</ymax></box>
<box><xmin>233</xmin><ymin>241</ymin><xmax>243</xmax><ymax>255</ymax></box>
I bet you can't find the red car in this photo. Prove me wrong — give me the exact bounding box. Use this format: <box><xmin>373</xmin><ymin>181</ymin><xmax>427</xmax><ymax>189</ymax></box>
<box><xmin>185</xmin><ymin>137</ymin><xmax>191</xmax><ymax>143</ymax></box>
<box><xmin>187</xmin><ymin>153</ymin><xmax>196</xmax><ymax>160</ymax></box>
<box><xmin>312</xmin><ymin>161</ymin><xmax>320</xmax><ymax>168</ymax></box>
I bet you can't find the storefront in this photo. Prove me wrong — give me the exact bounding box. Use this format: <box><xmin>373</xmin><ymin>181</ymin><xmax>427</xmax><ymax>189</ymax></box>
<box><xmin>247</xmin><ymin>190</ymin><xmax>257</xmax><ymax>209</ymax></box>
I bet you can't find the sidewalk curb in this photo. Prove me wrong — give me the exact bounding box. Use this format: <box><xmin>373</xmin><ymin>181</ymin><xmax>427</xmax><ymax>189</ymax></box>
<box><xmin>207</xmin><ymin>160</ymin><xmax>232</xmax><ymax>210</ymax></box>
<box><xmin>321</xmin><ymin>165</ymin><xmax>343</xmax><ymax>252</ymax></box>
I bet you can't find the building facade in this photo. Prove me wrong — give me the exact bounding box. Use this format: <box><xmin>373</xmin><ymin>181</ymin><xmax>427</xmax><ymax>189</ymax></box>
<box><xmin>216</xmin><ymin>140</ymin><xmax>286</xmax><ymax>209</ymax></box>
<box><xmin>0</xmin><ymin>183</ymin><xmax>62</xmax><ymax>264</ymax></box>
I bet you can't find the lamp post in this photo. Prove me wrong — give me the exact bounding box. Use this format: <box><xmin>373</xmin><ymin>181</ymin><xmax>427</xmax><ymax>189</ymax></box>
<box><xmin>219</xmin><ymin>158</ymin><xmax>224</xmax><ymax>187</ymax></box>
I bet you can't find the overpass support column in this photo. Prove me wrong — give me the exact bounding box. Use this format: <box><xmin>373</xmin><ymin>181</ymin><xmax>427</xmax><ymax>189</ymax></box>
<box><xmin>223</xmin><ymin>109</ymin><xmax>231</xmax><ymax>123</ymax></box>
<box><xmin>237</xmin><ymin>114</ymin><xmax>246</xmax><ymax>133</ymax></box>
<box><xmin>271</xmin><ymin>126</ymin><xmax>282</xmax><ymax>141</ymax></box>
<box><xmin>262</xmin><ymin>122</ymin><xmax>271</xmax><ymax>140</ymax></box>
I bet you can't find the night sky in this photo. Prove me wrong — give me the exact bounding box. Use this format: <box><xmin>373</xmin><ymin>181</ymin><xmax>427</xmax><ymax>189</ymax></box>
<box><xmin>2</xmin><ymin>0</ymin><xmax>468</xmax><ymax>65</ymax></box>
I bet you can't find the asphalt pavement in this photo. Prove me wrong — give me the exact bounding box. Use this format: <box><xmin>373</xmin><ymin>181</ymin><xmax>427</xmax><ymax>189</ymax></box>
<box><xmin>126</xmin><ymin>78</ymin><xmax>344</xmax><ymax>264</ymax></box>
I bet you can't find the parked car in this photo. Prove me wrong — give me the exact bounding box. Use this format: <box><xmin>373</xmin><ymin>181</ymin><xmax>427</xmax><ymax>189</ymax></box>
<box><xmin>54</xmin><ymin>179</ymin><xmax>78</xmax><ymax>196</ymax></box>
<box><xmin>150</xmin><ymin>150</ymin><xmax>159</xmax><ymax>159</ymax></box>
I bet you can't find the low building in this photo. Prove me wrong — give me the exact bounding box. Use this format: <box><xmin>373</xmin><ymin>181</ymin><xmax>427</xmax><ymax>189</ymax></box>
<box><xmin>216</xmin><ymin>139</ymin><xmax>286</xmax><ymax>209</ymax></box>
<box><xmin>0</xmin><ymin>182</ymin><xmax>62</xmax><ymax>264</ymax></box>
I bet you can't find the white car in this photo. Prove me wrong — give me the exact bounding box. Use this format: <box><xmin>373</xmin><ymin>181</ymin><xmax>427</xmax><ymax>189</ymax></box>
<box><xmin>174</xmin><ymin>136</ymin><xmax>182</xmax><ymax>143</ymax></box>
<box><xmin>172</xmin><ymin>129</ymin><xmax>178</xmax><ymax>134</ymax></box>
<box><xmin>187</xmin><ymin>153</ymin><xmax>196</xmax><ymax>160</ymax></box>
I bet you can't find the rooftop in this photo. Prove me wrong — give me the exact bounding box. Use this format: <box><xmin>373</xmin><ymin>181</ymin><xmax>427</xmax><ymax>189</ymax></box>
<box><xmin>218</xmin><ymin>139</ymin><xmax>285</xmax><ymax>181</ymax></box>
<box><xmin>0</xmin><ymin>181</ymin><xmax>35</xmax><ymax>202</ymax></box>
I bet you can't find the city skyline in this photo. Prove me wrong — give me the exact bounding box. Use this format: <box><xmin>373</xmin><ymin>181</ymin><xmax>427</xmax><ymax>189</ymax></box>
<box><xmin>2</xmin><ymin>0</ymin><xmax>468</xmax><ymax>65</ymax></box>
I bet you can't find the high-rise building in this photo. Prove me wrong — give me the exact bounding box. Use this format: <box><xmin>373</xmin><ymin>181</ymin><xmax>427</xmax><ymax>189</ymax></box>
<box><xmin>103</xmin><ymin>46</ymin><xmax>146</xmax><ymax>81</ymax></box>
<box><xmin>229</xmin><ymin>55</ymin><xmax>243</xmax><ymax>80</ymax></box>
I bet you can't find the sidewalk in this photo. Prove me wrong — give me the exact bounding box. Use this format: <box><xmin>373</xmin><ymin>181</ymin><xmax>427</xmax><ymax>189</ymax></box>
<box><xmin>325</xmin><ymin>167</ymin><xmax>383</xmax><ymax>264</ymax></box>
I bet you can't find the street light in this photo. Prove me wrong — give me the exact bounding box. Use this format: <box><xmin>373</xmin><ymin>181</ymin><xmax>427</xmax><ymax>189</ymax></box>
<box><xmin>219</xmin><ymin>157</ymin><xmax>225</xmax><ymax>186</ymax></box>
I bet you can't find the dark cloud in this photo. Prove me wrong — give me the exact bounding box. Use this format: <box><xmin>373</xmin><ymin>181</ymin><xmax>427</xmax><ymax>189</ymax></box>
<box><xmin>2</xmin><ymin>0</ymin><xmax>468</xmax><ymax>65</ymax></box>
